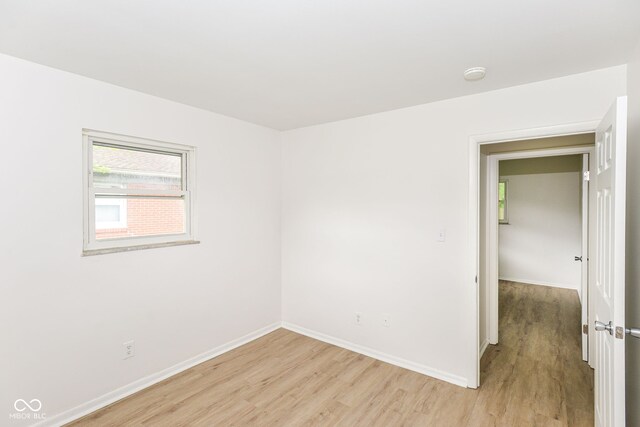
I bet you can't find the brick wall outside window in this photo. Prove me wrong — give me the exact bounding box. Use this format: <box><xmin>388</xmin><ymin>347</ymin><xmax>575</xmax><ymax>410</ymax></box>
<box><xmin>95</xmin><ymin>178</ymin><xmax>184</xmax><ymax>240</ymax></box>
<box><xmin>96</xmin><ymin>198</ymin><xmax>185</xmax><ymax>239</ymax></box>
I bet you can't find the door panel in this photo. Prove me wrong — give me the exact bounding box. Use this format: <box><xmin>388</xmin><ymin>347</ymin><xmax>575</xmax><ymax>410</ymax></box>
<box><xmin>593</xmin><ymin>96</ymin><xmax>627</xmax><ymax>427</ymax></box>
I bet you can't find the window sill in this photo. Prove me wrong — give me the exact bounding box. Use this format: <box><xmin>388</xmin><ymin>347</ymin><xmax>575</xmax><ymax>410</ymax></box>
<box><xmin>82</xmin><ymin>240</ymin><xmax>200</xmax><ymax>256</ymax></box>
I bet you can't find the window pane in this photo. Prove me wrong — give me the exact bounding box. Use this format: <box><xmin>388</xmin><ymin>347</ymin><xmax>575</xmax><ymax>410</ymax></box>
<box><xmin>498</xmin><ymin>181</ymin><xmax>507</xmax><ymax>223</ymax></box>
<box><xmin>498</xmin><ymin>182</ymin><xmax>506</xmax><ymax>201</ymax></box>
<box><xmin>95</xmin><ymin>197</ymin><xmax>185</xmax><ymax>240</ymax></box>
<box><xmin>93</xmin><ymin>144</ymin><xmax>182</xmax><ymax>191</ymax></box>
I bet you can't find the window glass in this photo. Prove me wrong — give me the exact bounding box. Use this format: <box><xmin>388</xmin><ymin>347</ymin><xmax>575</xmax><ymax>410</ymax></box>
<box><xmin>84</xmin><ymin>130</ymin><xmax>195</xmax><ymax>254</ymax></box>
<box><xmin>498</xmin><ymin>180</ymin><xmax>508</xmax><ymax>223</ymax></box>
<box><xmin>92</xmin><ymin>144</ymin><xmax>182</xmax><ymax>191</ymax></box>
<box><xmin>95</xmin><ymin>197</ymin><xmax>185</xmax><ymax>240</ymax></box>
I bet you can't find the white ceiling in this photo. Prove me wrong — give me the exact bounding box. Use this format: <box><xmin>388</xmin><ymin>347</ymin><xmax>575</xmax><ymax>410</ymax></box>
<box><xmin>1</xmin><ymin>1</ymin><xmax>639</xmax><ymax>130</ymax></box>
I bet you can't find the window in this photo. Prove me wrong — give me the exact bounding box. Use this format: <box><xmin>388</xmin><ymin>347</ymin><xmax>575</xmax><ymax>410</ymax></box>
<box><xmin>498</xmin><ymin>180</ymin><xmax>508</xmax><ymax>224</ymax></box>
<box><xmin>83</xmin><ymin>130</ymin><xmax>197</xmax><ymax>254</ymax></box>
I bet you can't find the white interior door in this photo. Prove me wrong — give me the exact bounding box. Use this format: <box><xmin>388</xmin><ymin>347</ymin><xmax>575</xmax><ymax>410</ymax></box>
<box><xmin>593</xmin><ymin>96</ymin><xmax>627</xmax><ymax>427</ymax></box>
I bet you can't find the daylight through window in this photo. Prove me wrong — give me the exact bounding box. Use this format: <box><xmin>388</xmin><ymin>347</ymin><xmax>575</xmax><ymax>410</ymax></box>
<box><xmin>83</xmin><ymin>130</ymin><xmax>196</xmax><ymax>253</ymax></box>
<box><xmin>498</xmin><ymin>180</ymin><xmax>508</xmax><ymax>224</ymax></box>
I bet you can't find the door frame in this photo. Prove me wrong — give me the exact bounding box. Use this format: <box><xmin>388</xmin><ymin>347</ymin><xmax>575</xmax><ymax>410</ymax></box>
<box><xmin>468</xmin><ymin>120</ymin><xmax>599</xmax><ymax>387</ymax></box>
<box><xmin>485</xmin><ymin>146</ymin><xmax>594</xmax><ymax>346</ymax></box>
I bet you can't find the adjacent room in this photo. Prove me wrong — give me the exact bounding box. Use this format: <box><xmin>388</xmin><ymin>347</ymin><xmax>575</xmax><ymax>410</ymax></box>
<box><xmin>492</xmin><ymin>151</ymin><xmax>593</xmax><ymax>423</ymax></box>
<box><xmin>2</xmin><ymin>1</ymin><xmax>640</xmax><ymax>426</ymax></box>
<box><xmin>498</xmin><ymin>155</ymin><xmax>585</xmax><ymax>295</ymax></box>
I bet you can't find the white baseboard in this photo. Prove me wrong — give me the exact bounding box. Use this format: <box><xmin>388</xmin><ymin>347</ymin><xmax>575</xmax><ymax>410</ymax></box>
<box><xmin>281</xmin><ymin>322</ymin><xmax>468</xmax><ymax>388</ymax></box>
<box><xmin>479</xmin><ymin>339</ymin><xmax>490</xmax><ymax>358</ymax></box>
<box><xmin>499</xmin><ymin>277</ymin><xmax>578</xmax><ymax>292</ymax></box>
<box><xmin>37</xmin><ymin>322</ymin><xmax>282</xmax><ymax>427</ymax></box>
<box><xmin>40</xmin><ymin>321</ymin><xmax>469</xmax><ymax>426</ymax></box>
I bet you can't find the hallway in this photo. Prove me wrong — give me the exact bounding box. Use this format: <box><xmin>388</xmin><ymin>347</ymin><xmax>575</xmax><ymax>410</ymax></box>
<box><xmin>475</xmin><ymin>280</ymin><xmax>593</xmax><ymax>426</ymax></box>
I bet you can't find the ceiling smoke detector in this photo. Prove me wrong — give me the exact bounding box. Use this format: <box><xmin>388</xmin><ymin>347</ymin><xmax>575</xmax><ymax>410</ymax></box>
<box><xmin>464</xmin><ymin>67</ymin><xmax>486</xmax><ymax>81</ymax></box>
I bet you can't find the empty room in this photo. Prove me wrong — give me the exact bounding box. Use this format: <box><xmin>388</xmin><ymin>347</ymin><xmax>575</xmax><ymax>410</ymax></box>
<box><xmin>2</xmin><ymin>1</ymin><xmax>640</xmax><ymax>426</ymax></box>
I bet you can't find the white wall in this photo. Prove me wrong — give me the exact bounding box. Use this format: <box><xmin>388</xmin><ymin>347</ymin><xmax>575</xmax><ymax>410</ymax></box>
<box><xmin>626</xmin><ymin>39</ymin><xmax>640</xmax><ymax>427</ymax></box>
<box><xmin>0</xmin><ymin>49</ymin><xmax>633</xmax><ymax>423</ymax></box>
<box><xmin>498</xmin><ymin>168</ymin><xmax>582</xmax><ymax>294</ymax></box>
<box><xmin>281</xmin><ymin>66</ymin><xmax>626</xmax><ymax>386</ymax></box>
<box><xmin>0</xmin><ymin>54</ymin><xmax>282</xmax><ymax>424</ymax></box>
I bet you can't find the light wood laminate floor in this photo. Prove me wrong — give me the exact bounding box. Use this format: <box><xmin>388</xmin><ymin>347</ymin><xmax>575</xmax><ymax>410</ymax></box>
<box><xmin>69</xmin><ymin>281</ymin><xmax>592</xmax><ymax>426</ymax></box>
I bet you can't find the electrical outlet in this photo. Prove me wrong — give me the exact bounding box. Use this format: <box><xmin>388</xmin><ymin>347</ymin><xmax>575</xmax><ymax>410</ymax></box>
<box><xmin>123</xmin><ymin>340</ymin><xmax>135</xmax><ymax>359</ymax></box>
<box><xmin>382</xmin><ymin>314</ymin><xmax>391</xmax><ymax>328</ymax></box>
<box><xmin>355</xmin><ymin>312</ymin><xmax>363</xmax><ymax>326</ymax></box>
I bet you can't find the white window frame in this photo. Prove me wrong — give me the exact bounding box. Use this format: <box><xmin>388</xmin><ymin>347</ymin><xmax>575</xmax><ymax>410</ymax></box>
<box><xmin>82</xmin><ymin>129</ymin><xmax>197</xmax><ymax>255</ymax></box>
<box><xmin>95</xmin><ymin>197</ymin><xmax>128</xmax><ymax>230</ymax></box>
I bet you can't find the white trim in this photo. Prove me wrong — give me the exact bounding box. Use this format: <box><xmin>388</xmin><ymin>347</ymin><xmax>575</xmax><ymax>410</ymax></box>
<box><xmin>35</xmin><ymin>322</ymin><xmax>281</xmax><ymax>427</ymax></box>
<box><xmin>479</xmin><ymin>339</ymin><xmax>490</xmax><ymax>358</ymax></box>
<box><xmin>611</xmin><ymin>96</ymin><xmax>627</xmax><ymax>425</ymax></box>
<box><xmin>281</xmin><ymin>322</ymin><xmax>468</xmax><ymax>388</ymax></box>
<box><xmin>95</xmin><ymin>197</ymin><xmax>128</xmax><ymax>230</ymax></box>
<box><xmin>82</xmin><ymin>129</ymin><xmax>196</xmax><ymax>154</ymax></box>
<box><xmin>82</xmin><ymin>239</ymin><xmax>200</xmax><ymax>257</ymax></box>
<box><xmin>488</xmin><ymin>146</ymin><xmax>595</xmax><ymax>160</ymax></box>
<box><xmin>498</xmin><ymin>277</ymin><xmax>580</xmax><ymax>292</ymax></box>
<box><xmin>93</xmin><ymin>188</ymin><xmax>187</xmax><ymax>197</ymax></box>
<box><xmin>580</xmin><ymin>153</ymin><xmax>589</xmax><ymax>362</ymax></box>
<box><xmin>467</xmin><ymin>135</ymin><xmax>480</xmax><ymax>389</ymax></box>
<box><xmin>468</xmin><ymin>120</ymin><xmax>599</xmax><ymax>389</ymax></box>
<box><xmin>36</xmin><ymin>321</ymin><xmax>470</xmax><ymax>427</ymax></box>
<box><xmin>487</xmin><ymin>155</ymin><xmax>499</xmax><ymax>345</ymax></box>
<box><xmin>469</xmin><ymin>121</ymin><xmax>600</xmax><ymax>145</ymax></box>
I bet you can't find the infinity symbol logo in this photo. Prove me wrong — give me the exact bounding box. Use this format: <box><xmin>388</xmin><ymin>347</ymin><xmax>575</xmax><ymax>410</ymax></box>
<box><xmin>14</xmin><ymin>399</ymin><xmax>42</xmax><ymax>412</ymax></box>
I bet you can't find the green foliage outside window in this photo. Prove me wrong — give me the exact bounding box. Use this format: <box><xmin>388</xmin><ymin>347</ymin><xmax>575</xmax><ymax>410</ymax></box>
<box><xmin>498</xmin><ymin>181</ymin><xmax>508</xmax><ymax>223</ymax></box>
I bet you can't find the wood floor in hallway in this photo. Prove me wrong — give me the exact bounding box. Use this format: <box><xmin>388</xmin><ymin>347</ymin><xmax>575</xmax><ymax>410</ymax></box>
<box><xmin>69</xmin><ymin>281</ymin><xmax>593</xmax><ymax>426</ymax></box>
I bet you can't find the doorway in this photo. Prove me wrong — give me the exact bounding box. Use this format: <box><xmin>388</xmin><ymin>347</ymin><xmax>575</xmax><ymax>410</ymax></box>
<box><xmin>468</xmin><ymin>123</ymin><xmax>600</xmax><ymax>390</ymax></box>
<box><xmin>482</xmin><ymin>144</ymin><xmax>595</xmax><ymax>362</ymax></box>
<box><xmin>477</xmin><ymin>136</ymin><xmax>596</xmax><ymax>424</ymax></box>
<box><xmin>468</xmin><ymin>97</ymin><xmax>628</xmax><ymax>426</ymax></box>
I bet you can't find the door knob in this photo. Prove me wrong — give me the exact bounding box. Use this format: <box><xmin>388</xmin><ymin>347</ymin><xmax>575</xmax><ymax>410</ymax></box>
<box><xmin>595</xmin><ymin>320</ymin><xmax>613</xmax><ymax>335</ymax></box>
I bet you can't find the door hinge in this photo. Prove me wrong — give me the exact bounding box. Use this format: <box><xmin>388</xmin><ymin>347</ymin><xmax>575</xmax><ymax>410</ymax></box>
<box><xmin>584</xmin><ymin>171</ymin><xmax>590</xmax><ymax>181</ymax></box>
<box><xmin>583</xmin><ymin>324</ymin><xmax>588</xmax><ymax>335</ymax></box>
